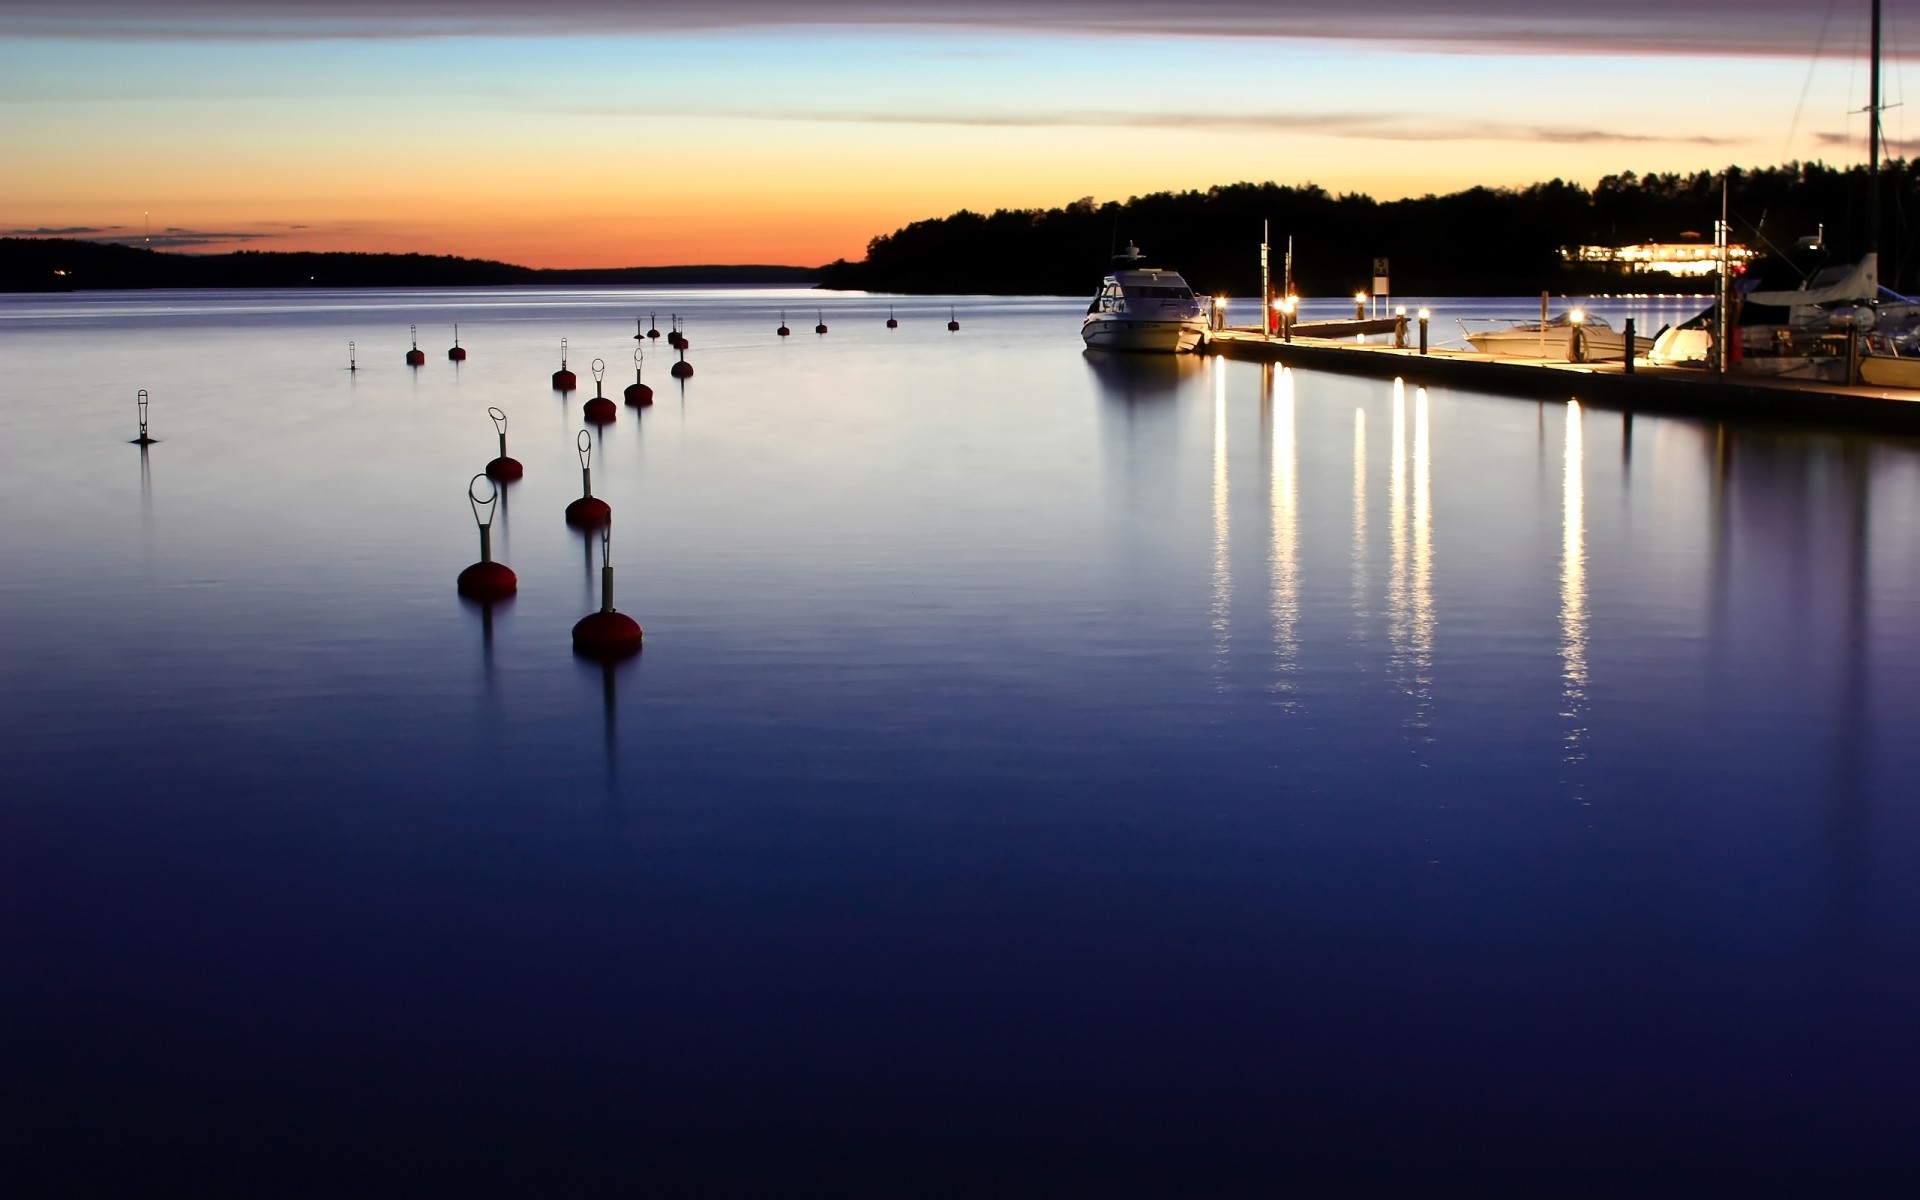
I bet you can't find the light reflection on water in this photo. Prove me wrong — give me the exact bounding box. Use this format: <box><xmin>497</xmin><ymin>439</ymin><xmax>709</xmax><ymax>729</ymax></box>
<box><xmin>2</xmin><ymin>288</ymin><xmax>1919</xmax><ymax>1193</ymax></box>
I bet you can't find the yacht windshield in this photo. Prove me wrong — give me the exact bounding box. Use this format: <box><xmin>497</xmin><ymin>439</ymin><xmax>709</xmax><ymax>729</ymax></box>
<box><xmin>1122</xmin><ymin>285</ymin><xmax>1194</xmax><ymax>300</ymax></box>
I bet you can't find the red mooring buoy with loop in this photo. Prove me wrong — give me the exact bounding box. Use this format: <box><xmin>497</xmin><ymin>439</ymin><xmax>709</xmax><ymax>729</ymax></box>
<box><xmin>777</xmin><ymin>309</ymin><xmax>790</xmax><ymax>337</ymax></box>
<box><xmin>886</xmin><ymin>305</ymin><xmax>898</xmax><ymax>329</ymax></box>
<box><xmin>573</xmin><ymin>520</ymin><xmax>643</xmax><ymax>659</ymax></box>
<box><xmin>406</xmin><ymin>324</ymin><xmax>426</xmax><ymax>366</ymax></box>
<box><xmin>457</xmin><ymin>474</ymin><xmax>517</xmax><ymax>600</ymax></box>
<box><xmin>448</xmin><ymin>323</ymin><xmax>466</xmax><ymax>361</ymax></box>
<box><xmin>130</xmin><ymin>388</ymin><xmax>158</xmax><ymax>445</ymax></box>
<box><xmin>647</xmin><ymin>312</ymin><xmax>661</xmax><ymax>342</ymax></box>
<box><xmin>565</xmin><ymin>429</ymin><xmax>612</xmax><ymax>529</ymax></box>
<box><xmin>348</xmin><ymin>341</ymin><xmax>358</xmax><ymax>373</ymax></box>
<box><xmin>553</xmin><ymin>337</ymin><xmax>577</xmax><ymax>391</ymax></box>
<box><xmin>625</xmin><ymin>349</ymin><xmax>654</xmax><ymax>406</ymax></box>
<box><xmin>815</xmin><ymin>309</ymin><xmax>828</xmax><ymax>335</ymax></box>
<box><xmin>670</xmin><ymin>341</ymin><xmax>693</xmax><ymax>379</ymax></box>
<box><xmin>668</xmin><ymin>314</ymin><xmax>687</xmax><ymax>352</ymax></box>
<box><xmin>948</xmin><ymin>306</ymin><xmax>960</xmax><ymax>332</ymax></box>
<box><xmin>584</xmin><ymin>357</ymin><xmax>617</xmax><ymax>424</ymax></box>
<box><xmin>485</xmin><ymin>406</ymin><xmax>523</xmax><ymax>481</ymax></box>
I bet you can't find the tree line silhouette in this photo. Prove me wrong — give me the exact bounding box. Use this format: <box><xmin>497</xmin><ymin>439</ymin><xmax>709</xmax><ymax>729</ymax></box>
<box><xmin>819</xmin><ymin>160</ymin><xmax>1919</xmax><ymax>297</ymax></box>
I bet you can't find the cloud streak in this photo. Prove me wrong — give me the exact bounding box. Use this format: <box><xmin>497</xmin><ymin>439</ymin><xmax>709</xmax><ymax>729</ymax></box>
<box><xmin>0</xmin><ymin>0</ymin><xmax>1880</xmax><ymax>58</ymax></box>
<box><xmin>545</xmin><ymin>103</ymin><xmax>1738</xmax><ymax>146</ymax></box>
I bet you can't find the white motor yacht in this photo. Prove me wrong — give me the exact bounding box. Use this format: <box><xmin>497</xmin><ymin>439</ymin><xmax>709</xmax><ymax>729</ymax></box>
<box><xmin>1082</xmin><ymin>243</ymin><xmax>1209</xmax><ymax>353</ymax></box>
<box><xmin>1461</xmin><ymin>310</ymin><xmax>1632</xmax><ymax>361</ymax></box>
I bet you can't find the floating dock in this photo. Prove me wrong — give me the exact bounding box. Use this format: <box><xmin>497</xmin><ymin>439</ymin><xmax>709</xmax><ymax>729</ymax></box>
<box><xmin>1204</xmin><ymin>330</ymin><xmax>1920</xmax><ymax>434</ymax></box>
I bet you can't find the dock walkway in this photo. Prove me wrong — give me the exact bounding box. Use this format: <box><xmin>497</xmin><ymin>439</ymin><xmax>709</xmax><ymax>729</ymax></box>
<box><xmin>1204</xmin><ymin>330</ymin><xmax>1920</xmax><ymax>434</ymax></box>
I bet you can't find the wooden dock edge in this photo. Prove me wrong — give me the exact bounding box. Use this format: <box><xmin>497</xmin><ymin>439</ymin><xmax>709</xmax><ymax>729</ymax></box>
<box><xmin>1204</xmin><ymin>334</ymin><xmax>1920</xmax><ymax>435</ymax></box>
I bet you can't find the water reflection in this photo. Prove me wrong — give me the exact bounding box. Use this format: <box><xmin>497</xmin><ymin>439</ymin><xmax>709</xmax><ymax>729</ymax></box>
<box><xmin>1266</xmin><ymin>365</ymin><xmax>1300</xmax><ymax>703</ymax></box>
<box><xmin>1409</xmin><ymin>387</ymin><xmax>1435</xmax><ymax>731</ymax></box>
<box><xmin>1560</xmin><ymin>401</ymin><xmax>1589</xmax><ymax>774</ymax></box>
<box><xmin>1352</xmin><ymin>407</ymin><xmax>1368</xmax><ymax>635</ymax></box>
<box><xmin>1211</xmin><ymin>362</ymin><xmax>1231</xmax><ymax>679</ymax></box>
<box><xmin>1388</xmin><ymin>380</ymin><xmax>1407</xmax><ymax>671</ymax></box>
<box><xmin>1082</xmin><ymin>349</ymin><xmax>1192</xmax><ymax>403</ymax></box>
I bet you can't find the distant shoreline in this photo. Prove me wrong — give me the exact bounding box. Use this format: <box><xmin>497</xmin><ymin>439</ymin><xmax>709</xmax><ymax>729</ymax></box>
<box><xmin>0</xmin><ymin>239</ymin><xmax>822</xmax><ymax>294</ymax></box>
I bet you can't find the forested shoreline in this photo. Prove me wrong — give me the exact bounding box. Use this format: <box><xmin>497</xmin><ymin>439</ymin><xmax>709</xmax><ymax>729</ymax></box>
<box><xmin>819</xmin><ymin>161</ymin><xmax>1918</xmax><ymax>297</ymax></box>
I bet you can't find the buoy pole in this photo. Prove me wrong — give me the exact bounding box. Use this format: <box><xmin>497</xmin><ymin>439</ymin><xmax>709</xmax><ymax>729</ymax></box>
<box><xmin>457</xmin><ymin>474</ymin><xmax>517</xmax><ymax>599</ymax></box>
<box><xmin>130</xmin><ymin>388</ymin><xmax>157</xmax><ymax>445</ymax></box>
<box><xmin>485</xmin><ymin>406</ymin><xmax>523</xmax><ymax>480</ymax></box>
<box><xmin>348</xmin><ymin>341</ymin><xmax>357</xmax><ymax>373</ymax></box>
<box><xmin>448</xmin><ymin>323</ymin><xmax>466</xmax><ymax>361</ymax></box>
<box><xmin>565</xmin><ymin>429</ymin><xmax>612</xmax><ymax>527</ymax></box>
<box><xmin>571</xmin><ymin>517</ymin><xmax>643</xmax><ymax>659</ymax></box>
<box><xmin>815</xmin><ymin>310</ymin><xmax>828</xmax><ymax>335</ymax></box>
<box><xmin>406</xmin><ymin>324</ymin><xmax>426</xmax><ymax>366</ymax></box>
<box><xmin>948</xmin><ymin>306</ymin><xmax>960</xmax><ymax>332</ymax></box>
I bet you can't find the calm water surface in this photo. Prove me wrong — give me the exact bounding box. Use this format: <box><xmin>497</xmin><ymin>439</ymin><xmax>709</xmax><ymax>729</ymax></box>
<box><xmin>3</xmin><ymin>288</ymin><xmax>1918</xmax><ymax>1194</ymax></box>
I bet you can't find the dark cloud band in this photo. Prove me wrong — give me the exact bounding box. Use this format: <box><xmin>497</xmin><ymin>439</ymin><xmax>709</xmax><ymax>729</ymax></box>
<box><xmin>0</xmin><ymin>1</ymin><xmax>1871</xmax><ymax>57</ymax></box>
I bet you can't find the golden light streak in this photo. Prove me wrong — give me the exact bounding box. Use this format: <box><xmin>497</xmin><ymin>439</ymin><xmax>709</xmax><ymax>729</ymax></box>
<box><xmin>1561</xmin><ymin>400</ymin><xmax>1589</xmax><ymax>765</ymax></box>
<box><xmin>1212</xmin><ymin>361</ymin><xmax>1231</xmax><ymax>678</ymax></box>
<box><xmin>1387</xmin><ymin>379</ymin><xmax>1408</xmax><ymax>672</ymax></box>
<box><xmin>1409</xmin><ymin>386</ymin><xmax>1435</xmax><ymax>730</ymax></box>
<box><xmin>1270</xmin><ymin>366</ymin><xmax>1299</xmax><ymax>701</ymax></box>
<box><xmin>1352</xmin><ymin>406</ymin><xmax>1368</xmax><ymax>632</ymax></box>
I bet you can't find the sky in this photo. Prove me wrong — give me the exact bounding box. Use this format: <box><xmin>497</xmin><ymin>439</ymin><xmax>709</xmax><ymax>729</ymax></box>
<box><xmin>1</xmin><ymin>1</ymin><xmax>1913</xmax><ymax>267</ymax></box>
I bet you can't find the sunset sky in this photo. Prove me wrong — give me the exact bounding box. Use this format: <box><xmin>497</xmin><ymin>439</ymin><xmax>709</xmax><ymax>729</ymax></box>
<box><xmin>1</xmin><ymin>1</ymin><xmax>1912</xmax><ymax>266</ymax></box>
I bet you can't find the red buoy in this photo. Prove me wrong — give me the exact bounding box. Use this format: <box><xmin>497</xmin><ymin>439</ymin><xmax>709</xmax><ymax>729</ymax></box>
<box><xmin>815</xmin><ymin>309</ymin><xmax>828</xmax><ymax>335</ymax></box>
<box><xmin>886</xmin><ymin>305</ymin><xmax>898</xmax><ymax>329</ymax></box>
<box><xmin>448</xmin><ymin>323</ymin><xmax>466</xmax><ymax>361</ymax></box>
<box><xmin>457</xmin><ymin>475</ymin><xmax>517</xmax><ymax>600</ymax></box>
<box><xmin>564</xmin><ymin>429</ymin><xmax>611</xmax><ymax>529</ymax></box>
<box><xmin>777</xmin><ymin>309</ymin><xmax>790</xmax><ymax>337</ymax></box>
<box><xmin>553</xmin><ymin>336</ymin><xmax>577</xmax><ymax>391</ymax></box>
<box><xmin>405</xmin><ymin>324</ymin><xmax>426</xmax><ymax>366</ymax></box>
<box><xmin>584</xmin><ymin>358</ymin><xmax>617</xmax><ymax>424</ymax></box>
<box><xmin>947</xmin><ymin>306</ymin><xmax>960</xmax><ymax>332</ymax></box>
<box><xmin>647</xmin><ymin>312</ymin><xmax>661</xmax><ymax>341</ymax></box>
<box><xmin>670</xmin><ymin>360</ymin><xmax>693</xmax><ymax>379</ymax></box>
<box><xmin>130</xmin><ymin>388</ymin><xmax>158</xmax><ymax>445</ymax></box>
<box><xmin>572</xmin><ymin>523</ymin><xmax>642</xmax><ymax>660</ymax></box>
<box><xmin>484</xmin><ymin>406</ymin><xmax>523</xmax><ymax>481</ymax></box>
<box><xmin>625</xmin><ymin>350</ymin><xmax>654</xmax><ymax>406</ymax></box>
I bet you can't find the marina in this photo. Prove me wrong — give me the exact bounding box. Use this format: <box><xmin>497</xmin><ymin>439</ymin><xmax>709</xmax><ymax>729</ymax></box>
<box><xmin>5</xmin><ymin>286</ymin><xmax>1919</xmax><ymax>1192</ymax></box>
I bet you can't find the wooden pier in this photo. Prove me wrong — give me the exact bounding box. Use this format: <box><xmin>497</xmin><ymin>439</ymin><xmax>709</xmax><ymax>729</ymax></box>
<box><xmin>1204</xmin><ymin>330</ymin><xmax>1920</xmax><ymax>434</ymax></box>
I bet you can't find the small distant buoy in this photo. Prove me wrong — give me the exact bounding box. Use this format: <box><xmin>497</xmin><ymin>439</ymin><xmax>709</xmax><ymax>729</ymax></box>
<box><xmin>572</xmin><ymin>523</ymin><xmax>642</xmax><ymax>660</ymax></box>
<box><xmin>624</xmin><ymin>350</ymin><xmax>654</xmax><ymax>407</ymax></box>
<box><xmin>553</xmin><ymin>336</ymin><xmax>577</xmax><ymax>391</ymax></box>
<box><xmin>647</xmin><ymin>313</ymin><xmax>661</xmax><ymax>341</ymax></box>
<box><xmin>406</xmin><ymin>323</ymin><xmax>426</xmax><ymax>366</ymax></box>
<box><xmin>777</xmin><ymin>309</ymin><xmax>790</xmax><ymax>337</ymax></box>
<box><xmin>948</xmin><ymin>306</ymin><xmax>960</xmax><ymax>332</ymax></box>
<box><xmin>348</xmin><ymin>340</ymin><xmax>358</xmax><ymax>373</ymax></box>
<box><xmin>668</xmin><ymin>314</ymin><xmax>686</xmax><ymax>351</ymax></box>
<box><xmin>815</xmin><ymin>309</ymin><xmax>828</xmax><ymax>335</ymax></box>
<box><xmin>564</xmin><ymin>430</ymin><xmax>612</xmax><ymax>529</ymax></box>
<box><xmin>457</xmin><ymin>475</ymin><xmax>517</xmax><ymax>600</ymax></box>
<box><xmin>484</xmin><ymin>407</ymin><xmax>523</xmax><ymax>480</ymax></box>
<box><xmin>886</xmin><ymin>306</ymin><xmax>898</xmax><ymax>329</ymax></box>
<box><xmin>448</xmin><ymin>323</ymin><xmax>466</xmax><ymax>361</ymax></box>
<box><xmin>584</xmin><ymin>358</ymin><xmax>617</xmax><ymax>424</ymax></box>
<box><xmin>129</xmin><ymin>388</ymin><xmax>158</xmax><ymax>445</ymax></box>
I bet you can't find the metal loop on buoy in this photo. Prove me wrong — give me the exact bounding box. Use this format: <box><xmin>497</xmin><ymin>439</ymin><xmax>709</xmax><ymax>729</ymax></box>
<box><xmin>561</xmin><ymin>336</ymin><xmax>569</xmax><ymax>366</ymax></box>
<box><xmin>488</xmin><ymin>406</ymin><xmax>508</xmax><ymax>436</ymax></box>
<box><xmin>576</xmin><ymin>429</ymin><xmax>592</xmax><ymax>468</ymax></box>
<box><xmin>468</xmin><ymin>473</ymin><xmax>498</xmax><ymax>529</ymax></box>
<box><xmin>592</xmin><ymin>357</ymin><xmax>606</xmax><ymax>383</ymax></box>
<box><xmin>634</xmin><ymin>348</ymin><xmax>644</xmax><ymax>369</ymax></box>
<box><xmin>601</xmin><ymin>520</ymin><xmax>613</xmax><ymax>567</ymax></box>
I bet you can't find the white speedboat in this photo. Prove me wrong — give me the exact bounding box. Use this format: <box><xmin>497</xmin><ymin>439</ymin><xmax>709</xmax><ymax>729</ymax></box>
<box><xmin>1082</xmin><ymin>243</ymin><xmax>1209</xmax><ymax>353</ymax></box>
<box><xmin>1461</xmin><ymin>311</ymin><xmax>1632</xmax><ymax>361</ymax></box>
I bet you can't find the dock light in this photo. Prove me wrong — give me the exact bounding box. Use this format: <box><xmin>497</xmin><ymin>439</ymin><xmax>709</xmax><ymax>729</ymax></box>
<box><xmin>1417</xmin><ymin>308</ymin><xmax>1430</xmax><ymax>355</ymax></box>
<box><xmin>1567</xmin><ymin>309</ymin><xmax>1587</xmax><ymax>363</ymax></box>
<box><xmin>1355</xmin><ymin>291</ymin><xmax>1367</xmax><ymax>319</ymax></box>
<box><xmin>1569</xmin><ymin>308</ymin><xmax>1585</xmax><ymax>324</ymax></box>
<box><xmin>1279</xmin><ymin>295</ymin><xmax>1298</xmax><ymax>342</ymax></box>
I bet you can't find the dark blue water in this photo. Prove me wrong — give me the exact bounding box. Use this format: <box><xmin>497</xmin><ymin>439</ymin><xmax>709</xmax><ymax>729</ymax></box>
<box><xmin>3</xmin><ymin>289</ymin><xmax>1917</xmax><ymax>1194</ymax></box>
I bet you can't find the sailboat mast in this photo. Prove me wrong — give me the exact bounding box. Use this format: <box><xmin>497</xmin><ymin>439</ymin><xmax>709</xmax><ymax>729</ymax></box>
<box><xmin>1870</xmin><ymin>0</ymin><xmax>1882</xmax><ymax>257</ymax></box>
